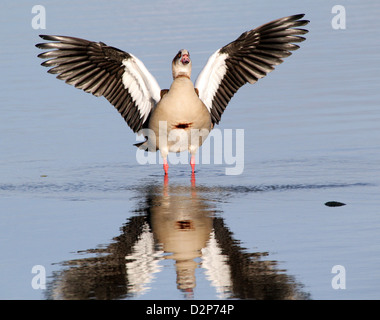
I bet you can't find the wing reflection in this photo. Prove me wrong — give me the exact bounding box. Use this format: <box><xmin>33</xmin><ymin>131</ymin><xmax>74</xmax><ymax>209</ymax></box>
<box><xmin>46</xmin><ymin>178</ymin><xmax>309</xmax><ymax>300</ymax></box>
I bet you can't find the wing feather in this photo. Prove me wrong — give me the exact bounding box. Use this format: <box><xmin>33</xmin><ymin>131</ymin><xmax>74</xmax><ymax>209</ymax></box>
<box><xmin>195</xmin><ymin>14</ymin><xmax>309</xmax><ymax>125</ymax></box>
<box><xmin>36</xmin><ymin>35</ymin><xmax>161</xmax><ymax>132</ymax></box>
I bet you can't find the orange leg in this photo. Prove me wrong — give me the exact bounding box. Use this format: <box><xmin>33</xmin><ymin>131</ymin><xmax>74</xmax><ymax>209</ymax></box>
<box><xmin>163</xmin><ymin>158</ymin><xmax>169</xmax><ymax>175</ymax></box>
<box><xmin>190</xmin><ymin>155</ymin><xmax>196</xmax><ymax>173</ymax></box>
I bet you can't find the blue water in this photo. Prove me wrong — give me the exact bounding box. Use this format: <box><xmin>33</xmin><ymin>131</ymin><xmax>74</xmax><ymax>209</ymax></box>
<box><xmin>1</xmin><ymin>0</ymin><xmax>380</xmax><ymax>300</ymax></box>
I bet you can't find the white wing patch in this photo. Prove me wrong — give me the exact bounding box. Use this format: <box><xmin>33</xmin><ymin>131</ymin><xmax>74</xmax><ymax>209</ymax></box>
<box><xmin>195</xmin><ymin>50</ymin><xmax>228</xmax><ymax>112</ymax></box>
<box><xmin>122</xmin><ymin>54</ymin><xmax>161</xmax><ymax>123</ymax></box>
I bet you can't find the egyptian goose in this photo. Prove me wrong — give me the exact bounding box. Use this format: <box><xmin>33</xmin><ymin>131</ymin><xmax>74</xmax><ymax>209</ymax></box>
<box><xmin>36</xmin><ymin>14</ymin><xmax>309</xmax><ymax>175</ymax></box>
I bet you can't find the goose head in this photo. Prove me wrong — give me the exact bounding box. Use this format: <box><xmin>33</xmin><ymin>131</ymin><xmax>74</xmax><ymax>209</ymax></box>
<box><xmin>172</xmin><ymin>49</ymin><xmax>192</xmax><ymax>79</ymax></box>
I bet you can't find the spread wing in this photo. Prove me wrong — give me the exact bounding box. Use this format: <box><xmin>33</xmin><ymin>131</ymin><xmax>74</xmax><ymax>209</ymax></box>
<box><xmin>195</xmin><ymin>14</ymin><xmax>309</xmax><ymax>125</ymax></box>
<box><xmin>36</xmin><ymin>35</ymin><xmax>161</xmax><ymax>132</ymax></box>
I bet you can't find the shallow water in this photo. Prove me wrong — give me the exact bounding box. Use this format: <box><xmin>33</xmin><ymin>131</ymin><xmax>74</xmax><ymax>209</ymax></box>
<box><xmin>1</xmin><ymin>0</ymin><xmax>380</xmax><ymax>300</ymax></box>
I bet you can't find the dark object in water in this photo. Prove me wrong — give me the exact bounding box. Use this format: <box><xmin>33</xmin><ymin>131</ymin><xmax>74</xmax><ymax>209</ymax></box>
<box><xmin>325</xmin><ymin>201</ymin><xmax>346</xmax><ymax>207</ymax></box>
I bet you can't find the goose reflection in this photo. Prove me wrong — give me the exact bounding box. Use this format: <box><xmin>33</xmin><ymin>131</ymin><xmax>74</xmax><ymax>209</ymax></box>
<box><xmin>46</xmin><ymin>177</ymin><xmax>309</xmax><ymax>300</ymax></box>
<box><xmin>148</xmin><ymin>183</ymin><xmax>213</xmax><ymax>297</ymax></box>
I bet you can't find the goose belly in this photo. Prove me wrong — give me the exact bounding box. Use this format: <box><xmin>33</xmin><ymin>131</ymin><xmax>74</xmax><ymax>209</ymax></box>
<box><xmin>149</xmin><ymin>96</ymin><xmax>212</xmax><ymax>153</ymax></box>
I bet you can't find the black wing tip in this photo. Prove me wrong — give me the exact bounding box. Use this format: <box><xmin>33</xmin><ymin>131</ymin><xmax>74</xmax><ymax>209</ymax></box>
<box><xmin>273</xmin><ymin>13</ymin><xmax>310</xmax><ymax>28</ymax></box>
<box><xmin>288</xmin><ymin>13</ymin><xmax>307</xmax><ymax>21</ymax></box>
<box><xmin>38</xmin><ymin>34</ymin><xmax>78</xmax><ymax>40</ymax></box>
<box><xmin>37</xmin><ymin>34</ymin><xmax>63</xmax><ymax>42</ymax></box>
<box><xmin>36</xmin><ymin>35</ymin><xmax>50</xmax><ymax>48</ymax></box>
<box><xmin>266</xmin><ymin>14</ymin><xmax>310</xmax><ymax>38</ymax></box>
<box><xmin>36</xmin><ymin>35</ymin><xmax>60</xmax><ymax>49</ymax></box>
<box><xmin>292</xmin><ymin>13</ymin><xmax>305</xmax><ymax>19</ymax></box>
<box><xmin>290</xmin><ymin>13</ymin><xmax>310</xmax><ymax>27</ymax></box>
<box><xmin>36</xmin><ymin>34</ymin><xmax>93</xmax><ymax>48</ymax></box>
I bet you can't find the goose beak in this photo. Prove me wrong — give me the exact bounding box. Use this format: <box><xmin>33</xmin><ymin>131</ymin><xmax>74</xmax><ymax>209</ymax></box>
<box><xmin>181</xmin><ymin>54</ymin><xmax>190</xmax><ymax>65</ymax></box>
